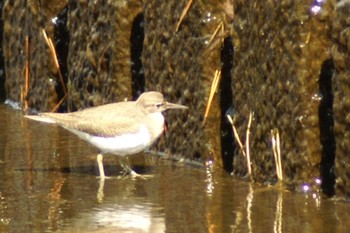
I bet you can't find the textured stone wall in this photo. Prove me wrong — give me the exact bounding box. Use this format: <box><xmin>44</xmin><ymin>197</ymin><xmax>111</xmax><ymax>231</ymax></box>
<box><xmin>143</xmin><ymin>0</ymin><xmax>233</xmax><ymax>162</ymax></box>
<box><xmin>231</xmin><ymin>0</ymin><xmax>334</xmax><ymax>188</ymax></box>
<box><xmin>2</xmin><ymin>0</ymin><xmax>66</xmax><ymax>111</ymax></box>
<box><xmin>67</xmin><ymin>0</ymin><xmax>142</xmax><ymax>110</ymax></box>
<box><xmin>332</xmin><ymin>1</ymin><xmax>350</xmax><ymax>198</ymax></box>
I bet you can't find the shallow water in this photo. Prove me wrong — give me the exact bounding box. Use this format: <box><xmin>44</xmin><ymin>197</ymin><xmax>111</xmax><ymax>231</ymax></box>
<box><xmin>0</xmin><ymin>104</ymin><xmax>350</xmax><ymax>233</ymax></box>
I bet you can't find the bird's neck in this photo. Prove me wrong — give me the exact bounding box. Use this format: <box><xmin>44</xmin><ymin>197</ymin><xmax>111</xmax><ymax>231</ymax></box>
<box><xmin>146</xmin><ymin>112</ymin><xmax>165</xmax><ymax>141</ymax></box>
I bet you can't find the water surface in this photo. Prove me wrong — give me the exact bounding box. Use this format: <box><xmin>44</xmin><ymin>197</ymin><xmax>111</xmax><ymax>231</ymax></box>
<box><xmin>0</xmin><ymin>104</ymin><xmax>349</xmax><ymax>232</ymax></box>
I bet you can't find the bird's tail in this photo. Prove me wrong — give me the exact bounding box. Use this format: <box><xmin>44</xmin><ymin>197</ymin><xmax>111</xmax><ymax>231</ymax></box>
<box><xmin>24</xmin><ymin>115</ymin><xmax>57</xmax><ymax>124</ymax></box>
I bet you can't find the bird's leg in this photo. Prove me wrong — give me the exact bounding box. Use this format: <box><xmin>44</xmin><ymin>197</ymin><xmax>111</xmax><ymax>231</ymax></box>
<box><xmin>119</xmin><ymin>156</ymin><xmax>139</xmax><ymax>177</ymax></box>
<box><xmin>97</xmin><ymin>153</ymin><xmax>106</xmax><ymax>179</ymax></box>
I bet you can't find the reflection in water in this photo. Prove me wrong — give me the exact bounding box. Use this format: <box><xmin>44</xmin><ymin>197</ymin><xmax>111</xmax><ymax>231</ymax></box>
<box><xmin>1</xmin><ymin>104</ymin><xmax>350</xmax><ymax>232</ymax></box>
<box><xmin>66</xmin><ymin>197</ymin><xmax>165</xmax><ymax>232</ymax></box>
<box><xmin>274</xmin><ymin>191</ymin><xmax>283</xmax><ymax>233</ymax></box>
<box><xmin>97</xmin><ymin>178</ymin><xmax>105</xmax><ymax>203</ymax></box>
<box><xmin>205</xmin><ymin>160</ymin><xmax>214</xmax><ymax>196</ymax></box>
<box><xmin>246</xmin><ymin>184</ymin><xmax>253</xmax><ymax>233</ymax></box>
<box><xmin>90</xmin><ymin>206</ymin><xmax>163</xmax><ymax>231</ymax></box>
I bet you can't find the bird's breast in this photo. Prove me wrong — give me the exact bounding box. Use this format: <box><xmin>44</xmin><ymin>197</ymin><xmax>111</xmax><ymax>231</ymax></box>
<box><xmin>146</xmin><ymin>112</ymin><xmax>165</xmax><ymax>141</ymax></box>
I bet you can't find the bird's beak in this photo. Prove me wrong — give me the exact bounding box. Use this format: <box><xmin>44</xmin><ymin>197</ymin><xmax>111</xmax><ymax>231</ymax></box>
<box><xmin>164</xmin><ymin>102</ymin><xmax>188</xmax><ymax>110</ymax></box>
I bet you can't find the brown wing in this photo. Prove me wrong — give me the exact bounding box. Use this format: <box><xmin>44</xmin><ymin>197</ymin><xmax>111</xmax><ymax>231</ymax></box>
<box><xmin>41</xmin><ymin>102</ymin><xmax>146</xmax><ymax>137</ymax></box>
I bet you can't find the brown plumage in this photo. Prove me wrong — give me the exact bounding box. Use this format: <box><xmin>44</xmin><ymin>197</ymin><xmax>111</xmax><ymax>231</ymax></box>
<box><xmin>25</xmin><ymin>91</ymin><xmax>188</xmax><ymax>178</ymax></box>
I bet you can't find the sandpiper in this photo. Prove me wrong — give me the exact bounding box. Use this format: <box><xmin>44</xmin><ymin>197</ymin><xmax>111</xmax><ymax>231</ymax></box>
<box><xmin>25</xmin><ymin>91</ymin><xmax>188</xmax><ymax>178</ymax></box>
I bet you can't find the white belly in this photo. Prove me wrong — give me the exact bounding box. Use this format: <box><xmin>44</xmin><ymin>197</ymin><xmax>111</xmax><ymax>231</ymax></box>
<box><xmin>63</xmin><ymin>112</ymin><xmax>165</xmax><ymax>155</ymax></box>
<box><xmin>67</xmin><ymin>125</ymin><xmax>153</xmax><ymax>155</ymax></box>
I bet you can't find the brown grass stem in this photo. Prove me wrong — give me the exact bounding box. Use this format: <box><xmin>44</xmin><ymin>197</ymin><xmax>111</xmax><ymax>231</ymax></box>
<box><xmin>42</xmin><ymin>29</ymin><xmax>67</xmax><ymax>95</ymax></box>
<box><xmin>203</xmin><ymin>70</ymin><xmax>221</xmax><ymax>125</ymax></box>
<box><xmin>42</xmin><ymin>29</ymin><xmax>68</xmax><ymax>112</ymax></box>
<box><xmin>227</xmin><ymin>111</ymin><xmax>253</xmax><ymax>177</ymax></box>
<box><xmin>208</xmin><ymin>21</ymin><xmax>224</xmax><ymax>45</ymax></box>
<box><xmin>51</xmin><ymin>94</ymin><xmax>67</xmax><ymax>113</ymax></box>
<box><xmin>227</xmin><ymin>115</ymin><xmax>246</xmax><ymax>157</ymax></box>
<box><xmin>176</xmin><ymin>0</ymin><xmax>193</xmax><ymax>32</ymax></box>
<box><xmin>245</xmin><ymin>111</ymin><xmax>253</xmax><ymax>176</ymax></box>
<box><xmin>24</xmin><ymin>36</ymin><xmax>29</xmax><ymax>111</ymax></box>
<box><xmin>271</xmin><ymin>129</ymin><xmax>283</xmax><ymax>181</ymax></box>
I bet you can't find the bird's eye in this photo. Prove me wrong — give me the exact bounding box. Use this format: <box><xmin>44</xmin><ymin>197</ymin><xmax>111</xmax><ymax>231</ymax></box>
<box><xmin>155</xmin><ymin>103</ymin><xmax>163</xmax><ymax>108</ymax></box>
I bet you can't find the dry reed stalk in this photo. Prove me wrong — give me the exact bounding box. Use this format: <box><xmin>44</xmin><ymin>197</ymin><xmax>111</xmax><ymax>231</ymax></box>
<box><xmin>227</xmin><ymin>112</ymin><xmax>253</xmax><ymax>177</ymax></box>
<box><xmin>176</xmin><ymin>0</ymin><xmax>193</xmax><ymax>32</ymax></box>
<box><xmin>203</xmin><ymin>70</ymin><xmax>221</xmax><ymax>125</ymax></box>
<box><xmin>276</xmin><ymin>131</ymin><xmax>282</xmax><ymax>179</ymax></box>
<box><xmin>271</xmin><ymin>129</ymin><xmax>283</xmax><ymax>181</ymax></box>
<box><xmin>24</xmin><ymin>36</ymin><xmax>29</xmax><ymax>111</ymax></box>
<box><xmin>42</xmin><ymin>28</ymin><xmax>49</xmax><ymax>43</ymax></box>
<box><xmin>43</xmin><ymin>29</ymin><xmax>67</xmax><ymax>95</ymax></box>
<box><xmin>48</xmin><ymin>37</ymin><xmax>68</xmax><ymax>95</ymax></box>
<box><xmin>227</xmin><ymin>115</ymin><xmax>246</xmax><ymax>157</ymax></box>
<box><xmin>51</xmin><ymin>94</ymin><xmax>67</xmax><ymax>113</ymax></box>
<box><xmin>207</xmin><ymin>21</ymin><xmax>224</xmax><ymax>45</ymax></box>
<box><xmin>245</xmin><ymin>111</ymin><xmax>253</xmax><ymax>176</ymax></box>
<box><xmin>42</xmin><ymin>29</ymin><xmax>67</xmax><ymax>95</ymax></box>
<box><xmin>42</xmin><ymin>29</ymin><xmax>68</xmax><ymax>112</ymax></box>
<box><xmin>48</xmin><ymin>38</ymin><xmax>60</xmax><ymax>70</ymax></box>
